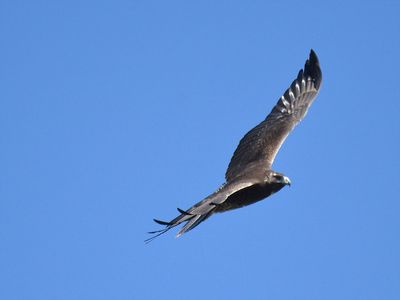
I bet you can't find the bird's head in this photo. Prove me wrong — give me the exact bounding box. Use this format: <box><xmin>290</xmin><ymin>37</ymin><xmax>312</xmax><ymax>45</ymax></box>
<box><xmin>270</xmin><ymin>172</ymin><xmax>291</xmax><ymax>187</ymax></box>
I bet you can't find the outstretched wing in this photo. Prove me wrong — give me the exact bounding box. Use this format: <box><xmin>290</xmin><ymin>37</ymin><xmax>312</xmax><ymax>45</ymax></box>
<box><xmin>225</xmin><ymin>50</ymin><xmax>322</xmax><ymax>182</ymax></box>
<box><xmin>145</xmin><ymin>181</ymin><xmax>255</xmax><ymax>243</ymax></box>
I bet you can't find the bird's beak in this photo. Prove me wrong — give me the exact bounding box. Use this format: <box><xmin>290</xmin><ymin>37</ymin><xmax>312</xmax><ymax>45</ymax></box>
<box><xmin>283</xmin><ymin>176</ymin><xmax>291</xmax><ymax>186</ymax></box>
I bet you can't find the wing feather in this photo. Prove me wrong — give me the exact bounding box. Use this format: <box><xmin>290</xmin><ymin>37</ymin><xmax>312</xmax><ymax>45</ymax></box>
<box><xmin>225</xmin><ymin>50</ymin><xmax>322</xmax><ymax>181</ymax></box>
<box><xmin>145</xmin><ymin>181</ymin><xmax>256</xmax><ymax>242</ymax></box>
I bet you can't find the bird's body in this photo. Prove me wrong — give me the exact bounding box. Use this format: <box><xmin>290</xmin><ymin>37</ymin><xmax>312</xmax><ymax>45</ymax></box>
<box><xmin>146</xmin><ymin>50</ymin><xmax>322</xmax><ymax>242</ymax></box>
<box><xmin>213</xmin><ymin>174</ymin><xmax>288</xmax><ymax>212</ymax></box>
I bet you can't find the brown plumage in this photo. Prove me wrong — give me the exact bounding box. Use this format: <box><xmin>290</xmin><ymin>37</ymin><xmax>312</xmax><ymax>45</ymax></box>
<box><xmin>146</xmin><ymin>50</ymin><xmax>322</xmax><ymax>242</ymax></box>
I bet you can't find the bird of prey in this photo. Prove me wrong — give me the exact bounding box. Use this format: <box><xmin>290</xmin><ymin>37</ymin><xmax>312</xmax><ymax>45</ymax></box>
<box><xmin>146</xmin><ymin>50</ymin><xmax>322</xmax><ymax>242</ymax></box>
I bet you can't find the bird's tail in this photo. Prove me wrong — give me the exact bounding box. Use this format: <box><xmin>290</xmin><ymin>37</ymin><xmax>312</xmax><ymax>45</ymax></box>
<box><xmin>145</xmin><ymin>191</ymin><xmax>226</xmax><ymax>243</ymax></box>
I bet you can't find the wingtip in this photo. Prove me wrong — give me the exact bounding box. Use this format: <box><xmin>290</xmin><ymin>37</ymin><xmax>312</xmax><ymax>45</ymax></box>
<box><xmin>309</xmin><ymin>48</ymin><xmax>317</xmax><ymax>58</ymax></box>
<box><xmin>177</xmin><ymin>207</ymin><xmax>192</xmax><ymax>216</ymax></box>
<box><xmin>153</xmin><ymin>218</ymin><xmax>172</xmax><ymax>226</ymax></box>
<box><xmin>304</xmin><ymin>49</ymin><xmax>322</xmax><ymax>89</ymax></box>
<box><xmin>175</xmin><ymin>226</ymin><xmax>186</xmax><ymax>238</ymax></box>
<box><xmin>309</xmin><ymin>49</ymin><xmax>320</xmax><ymax>67</ymax></box>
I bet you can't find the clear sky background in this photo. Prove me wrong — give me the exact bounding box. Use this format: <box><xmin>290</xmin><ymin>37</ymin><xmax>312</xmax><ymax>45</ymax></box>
<box><xmin>1</xmin><ymin>1</ymin><xmax>400</xmax><ymax>299</ymax></box>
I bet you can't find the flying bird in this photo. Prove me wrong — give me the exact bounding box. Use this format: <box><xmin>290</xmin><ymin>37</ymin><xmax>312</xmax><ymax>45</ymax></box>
<box><xmin>146</xmin><ymin>50</ymin><xmax>322</xmax><ymax>242</ymax></box>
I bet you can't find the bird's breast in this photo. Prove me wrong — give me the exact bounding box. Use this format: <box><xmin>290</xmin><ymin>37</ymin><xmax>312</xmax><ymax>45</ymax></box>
<box><xmin>217</xmin><ymin>182</ymin><xmax>285</xmax><ymax>212</ymax></box>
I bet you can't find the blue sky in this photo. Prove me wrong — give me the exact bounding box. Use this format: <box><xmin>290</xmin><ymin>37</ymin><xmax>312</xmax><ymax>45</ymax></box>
<box><xmin>1</xmin><ymin>1</ymin><xmax>400</xmax><ymax>299</ymax></box>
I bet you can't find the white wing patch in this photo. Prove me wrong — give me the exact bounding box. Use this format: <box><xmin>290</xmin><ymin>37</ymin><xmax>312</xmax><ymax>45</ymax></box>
<box><xmin>295</xmin><ymin>82</ymin><xmax>300</xmax><ymax>95</ymax></box>
<box><xmin>280</xmin><ymin>93</ymin><xmax>294</xmax><ymax>114</ymax></box>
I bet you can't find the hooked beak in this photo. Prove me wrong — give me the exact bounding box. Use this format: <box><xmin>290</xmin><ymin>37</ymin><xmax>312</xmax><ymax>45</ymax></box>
<box><xmin>283</xmin><ymin>176</ymin><xmax>291</xmax><ymax>186</ymax></box>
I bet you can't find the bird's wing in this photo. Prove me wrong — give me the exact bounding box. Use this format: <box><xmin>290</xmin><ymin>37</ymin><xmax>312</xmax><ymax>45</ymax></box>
<box><xmin>145</xmin><ymin>181</ymin><xmax>256</xmax><ymax>242</ymax></box>
<box><xmin>225</xmin><ymin>50</ymin><xmax>322</xmax><ymax>182</ymax></box>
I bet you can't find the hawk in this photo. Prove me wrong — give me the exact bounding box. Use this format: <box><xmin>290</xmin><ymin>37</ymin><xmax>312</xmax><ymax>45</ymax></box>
<box><xmin>146</xmin><ymin>50</ymin><xmax>322</xmax><ymax>242</ymax></box>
